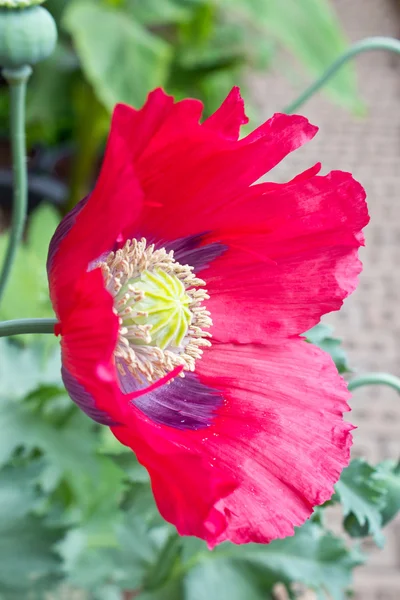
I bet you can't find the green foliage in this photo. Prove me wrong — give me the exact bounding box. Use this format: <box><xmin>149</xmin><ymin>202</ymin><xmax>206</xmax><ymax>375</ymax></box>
<box><xmin>0</xmin><ymin>463</ymin><xmax>63</xmax><ymax>597</ymax></box>
<box><xmin>22</xmin><ymin>0</ymin><xmax>362</xmax><ymax>148</ymax></box>
<box><xmin>306</xmin><ymin>322</ymin><xmax>352</xmax><ymax>373</ymax></box>
<box><xmin>334</xmin><ymin>459</ymin><xmax>388</xmax><ymax>547</ymax></box>
<box><xmin>215</xmin><ymin>0</ymin><xmax>362</xmax><ymax>112</ymax></box>
<box><xmin>335</xmin><ymin>459</ymin><xmax>400</xmax><ymax>544</ymax></box>
<box><xmin>0</xmin><ymin>204</ymin><xmax>59</xmax><ymax>329</ymax></box>
<box><xmin>0</xmin><ymin>326</ymin><xmax>399</xmax><ymax>598</ymax></box>
<box><xmin>63</xmin><ymin>1</ymin><xmax>173</xmax><ymax>111</ymax></box>
<box><xmin>182</xmin><ymin>521</ymin><xmax>364</xmax><ymax>600</ymax></box>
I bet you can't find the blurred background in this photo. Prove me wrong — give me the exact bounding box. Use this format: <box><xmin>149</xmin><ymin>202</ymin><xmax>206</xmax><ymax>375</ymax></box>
<box><xmin>0</xmin><ymin>0</ymin><xmax>399</xmax><ymax>598</ymax></box>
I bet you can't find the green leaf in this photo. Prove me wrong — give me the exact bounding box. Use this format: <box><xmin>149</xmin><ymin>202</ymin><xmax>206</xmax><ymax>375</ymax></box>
<box><xmin>215</xmin><ymin>0</ymin><xmax>362</xmax><ymax>112</ymax></box>
<box><xmin>305</xmin><ymin>323</ymin><xmax>352</xmax><ymax>374</ymax></box>
<box><xmin>26</xmin><ymin>42</ymin><xmax>77</xmax><ymax>143</ymax></box>
<box><xmin>342</xmin><ymin>460</ymin><xmax>400</xmax><ymax>539</ymax></box>
<box><xmin>334</xmin><ymin>459</ymin><xmax>387</xmax><ymax>547</ymax></box>
<box><xmin>0</xmin><ymin>393</ymin><xmax>125</xmax><ymax>519</ymax></box>
<box><xmin>63</xmin><ymin>1</ymin><xmax>173</xmax><ymax>110</ymax></box>
<box><xmin>60</xmin><ymin>507</ymin><xmax>173</xmax><ymax>592</ymax></box>
<box><xmin>126</xmin><ymin>0</ymin><xmax>193</xmax><ymax>25</ymax></box>
<box><xmin>185</xmin><ymin>557</ymin><xmax>276</xmax><ymax>600</ymax></box>
<box><xmin>0</xmin><ymin>465</ymin><xmax>63</xmax><ymax>595</ymax></box>
<box><xmin>378</xmin><ymin>461</ymin><xmax>400</xmax><ymax>526</ymax></box>
<box><xmin>0</xmin><ymin>339</ymin><xmax>61</xmax><ymax>400</ymax></box>
<box><xmin>0</xmin><ymin>204</ymin><xmax>59</xmax><ymax>329</ymax></box>
<box><xmin>143</xmin><ymin>533</ymin><xmax>182</xmax><ymax>591</ymax></box>
<box><xmin>184</xmin><ymin>521</ymin><xmax>364</xmax><ymax>600</ymax></box>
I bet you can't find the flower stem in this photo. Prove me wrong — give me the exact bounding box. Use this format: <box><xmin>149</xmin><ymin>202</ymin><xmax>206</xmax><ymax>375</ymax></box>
<box><xmin>348</xmin><ymin>372</ymin><xmax>400</xmax><ymax>394</ymax></box>
<box><xmin>0</xmin><ymin>318</ymin><xmax>57</xmax><ymax>338</ymax></box>
<box><xmin>0</xmin><ymin>65</ymin><xmax>32</xmax><ymax>304</ymax></box>
<box><xmin>284</xmin><ymin>36</ymin><xmax>400</xmax><ymax>114</ymax></box>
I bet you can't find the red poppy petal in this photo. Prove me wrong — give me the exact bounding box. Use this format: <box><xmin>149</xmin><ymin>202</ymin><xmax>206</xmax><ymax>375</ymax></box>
<box><xmin>111</xmin><ymin>339</ymin><xmax>352</xmax><ymax>546</ymax></box>
<box><xmin>49</xmin><ymin>109</ymin><xmax>144</xmax><ymax>319</ymax></box>
<box><xmin>136</xmin><ymin>113</ymin><xmax>317</xmax><ymax>241</ymax></box>
<box><xmin>200</xmin><ymin>170</ymin><xmax>368</xmax><ymax>342</ymax></box>
<box><xmin>59</xmin><ymin>268</ymin><xmax>123</xmax><ymax>423</ymax></box>
<box><xmin>203</xmin><ymin>86</ymin><xmax>249</xmax><ymax>141</ymax></box>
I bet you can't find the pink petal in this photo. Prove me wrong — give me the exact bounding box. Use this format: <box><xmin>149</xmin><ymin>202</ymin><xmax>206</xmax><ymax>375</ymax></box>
<box><xmin>111</xmin><ymin>339</ymin><xmax>353</xmax><ymax>546</ymax></box>
<box><xmin>200</xmin><ymin>170</ymin><xmax>368</xmax><ymax>342</ymax></box>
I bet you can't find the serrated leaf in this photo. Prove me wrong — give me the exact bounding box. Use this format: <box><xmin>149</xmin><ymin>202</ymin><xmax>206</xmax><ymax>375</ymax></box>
<box><xmin>0</xmin><ymin>395</ymin><xmax>124</xmax><ymax>515</ymax></box>
<box><xmin>343</xmin><ymin>460</ymin><xmax>400</xmax><ymax>539</ymax></box>
<box><xmin>63</xmin><ymin>1</ymin><xmax>172</xmax><ymax>110</ymax></box>
<box><xmin>334</xmin><ymin>459</ymin><xmax>387</xmax><ymax>547</ymax></box>
<box><xmin>0</xmin><ymin>339</ymin><xmax>61</xmax><ymax>400</ymax></box>
<box><xmin>0</xmin><ymin>465</ymin><xmax>63</xmax><ymax>595</ymax></box>
<box><xmin>305</xmin><ymin>323</ymin><xmax>351</xmax><ymax>374</ymax></box>
<box><xmin>183</xmin><ymin>521</ymin><xmax>363</xmax><ymax>600</ymax></box>
<box><xmin>61</xmin><ymin>508</ymin><xmax>172</xmax><ymax>593</ymax></box>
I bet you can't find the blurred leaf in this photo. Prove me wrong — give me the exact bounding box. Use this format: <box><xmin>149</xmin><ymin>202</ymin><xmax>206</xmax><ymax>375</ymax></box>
<box><xmin>334</xmin><ymin>459</ymin><xmax>387</xmax><ymax>547</ymax></box>
<box><xmin>138</xmin><ymin>579</ymin><xmax>184</xmax><ymax>600</ymax></box>
<box><xmin>26</xmin><ymin>42</ymin><xmax>77</xmax><ymax>143</ymax></box>
<box><xmin>28</xmin><ymin>203</ymin><xmax>61</xmax><ymax>260</ymax></box>
<box><xmin>63</xmin><ymin>1</ymin><xmax>173</xmax><ymax>110</ymax></box>
<box><xmin>0</xmin><ymin>339</ymin><xmax>61</xmax><ymax>400</ymax></box>
<box><xmin>184</xmin><ymin>521</ymin><xmax>364</xmax><ymax>600</ymax></box>
<box><xmin>0</xmin><ymin>464</ymin><xmax>63</xmax><ymax>595</ymax></box>
<box><xmin>126</xmin><ymin>0</ymin><xmax>193</xmax><ymax>25</ymax></box>
<box><xmin>0</xmin><ymin>204</ymin><xmax>59</xmax><ymax>328</ymax></box>
<box><xmin>306</xmin><ymin>323</ymin><xmax>352</xmax><ymax>373</ymax></box>
<box><xmin>341</xmin><ymin>460</ymin><xmax>400</xmax><ymax>541</ymax></box>
<box><xmin>185</xmin><ymin>557</ymin><xmax>276</xmax><ymax>600</ymax></box>
<box><xmin>61</xmin><ymin>507</ymin><xmax>173</xmax><ymax>592</ymax></box>
<box><xmin>216</xmin><ymin>0</ymin><xmax>362</xmax><ymax>112</ymax></box>
<box><xmin>143</xmin><ymin>533</ymin><xmax>182</xmax><ymax>590</ymax></box>
<box><xmin>378</xmin><ymin>460</ymin><xmax>400</xmax><ymax>526</ymax></box>
<box><xmin>0</xmin><ymin>393</ymin><xmax>124</xmax><ymax>515</ymax></box>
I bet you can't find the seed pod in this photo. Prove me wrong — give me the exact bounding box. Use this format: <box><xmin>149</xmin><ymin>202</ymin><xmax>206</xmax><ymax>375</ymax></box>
<box><xmin>0</xmin><ymin>3</ymin><xmax>57</xmax><ymax>69</ymax></box>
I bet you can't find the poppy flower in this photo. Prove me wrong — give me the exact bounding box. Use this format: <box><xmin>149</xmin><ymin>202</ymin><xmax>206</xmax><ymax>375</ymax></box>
<box><xmin>47</xmin><ymin>87</ymin><xmax>368</xmax><ymax>547</ymax></box>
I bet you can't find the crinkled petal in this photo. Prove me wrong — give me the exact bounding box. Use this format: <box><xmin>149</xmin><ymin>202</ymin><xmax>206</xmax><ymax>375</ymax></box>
<box><xmin>111</xmin><ymin>339</ymin><xmax>352</xmax><ymax>546</ymax></box>
<box><xmin>136</xmin><ymin>113</ymin><xmax>318</xmax><ymax>242</ymax></box>
<box><xmin>200</xmin><ymin>170</ymin><xmax>368</xmax><ymax>342</ymax></box>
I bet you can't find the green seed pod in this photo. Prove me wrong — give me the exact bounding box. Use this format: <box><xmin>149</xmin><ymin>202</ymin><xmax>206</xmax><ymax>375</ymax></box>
<box><xmin>0</xmin><ymin>4</ymin><xmax>57</xmax><ymax>69</ymax></box>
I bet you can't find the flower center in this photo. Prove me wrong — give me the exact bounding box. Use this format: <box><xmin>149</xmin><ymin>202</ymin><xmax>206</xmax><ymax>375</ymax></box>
<box><xmin>98</xmin><ymin>239</ymin><xmax>212</xmax><ymax>384</ymax></box>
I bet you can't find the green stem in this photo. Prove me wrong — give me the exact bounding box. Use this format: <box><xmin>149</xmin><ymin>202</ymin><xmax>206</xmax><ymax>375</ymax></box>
<box><xmin>284</xmin><ymin>36</ymin><xmax>400</xmax><ymax>114</ymax></box>
<box><xmin>0</xmin><ymin>318</ymin><xmax>57</xmax><ymax>338</ymax></box>
<box><xmin>0</xmin><ymin>65</ymin><xmax>32</xmax><ymax>303</ymax></box>
<box><xmin>348</xmin><ymin>373</ymin><xmax>400</xmax><ymax>394</ymax></box>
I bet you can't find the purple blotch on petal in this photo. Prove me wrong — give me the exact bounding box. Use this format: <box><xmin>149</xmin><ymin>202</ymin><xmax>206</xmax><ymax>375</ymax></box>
<box><xmin>164</xmin><ymin>234</ymin><xmax>227</xmax><ymax>272</ymax></box>
<box><xmin>47</xmin><ymin>196</ymin><xmax>88</xmax><ymax>274</ymax></box>
<box><xmin>117</xmin><ymin>361</ymin><xmax>223</xmax><ymax>430</ymax></box>
<box><xmin>62</xmin><ymin>366</ymin><xmax>119</xmax><ymax>426</ymax></box>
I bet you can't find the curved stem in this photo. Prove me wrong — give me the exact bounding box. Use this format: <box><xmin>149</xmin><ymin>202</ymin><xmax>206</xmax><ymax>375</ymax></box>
<box><xmin>0</xmin><ymin>318</ymin><xmax>57</xmax><ymax>338</ymax></box>
<box><xmin>284</xmin><ymin>36</ymin><xmax>400</xmax><ymax>114</ymax></box>
<box><xmin>0</xmin><ymin>65</ymin><xmax>32</xmax><ymax>303</ymax></box>
<box><xmin>348</xmin><ymin>372</ymin><xmax>400</xmax><ymax>394</ymax></box>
